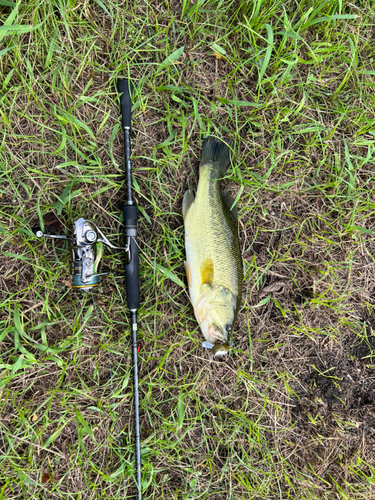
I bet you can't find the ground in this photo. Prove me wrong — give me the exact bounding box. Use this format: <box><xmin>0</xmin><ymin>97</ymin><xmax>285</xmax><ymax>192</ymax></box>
<box><xmin>1</xmin><ymin>0</ymin><xmax>375</xmax><ymax>498</ymax></box>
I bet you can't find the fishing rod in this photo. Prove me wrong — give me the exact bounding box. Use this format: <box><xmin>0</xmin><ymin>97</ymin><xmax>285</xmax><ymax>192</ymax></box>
<box><xmin>32</xmin><ymin>79</ymin><xmax>143</xmax><ymax>498</ymax></box>
<box><xmin>117</xmin><ymin>78</ymin><xmax>142</xmax><ymax>500</ymax></box>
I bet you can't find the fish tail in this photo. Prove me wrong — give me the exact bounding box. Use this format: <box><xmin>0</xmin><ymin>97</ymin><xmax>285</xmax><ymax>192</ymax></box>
<box><xmin>199</xmin><ymin>136</ymin><xmax>233</xmax><ymax>177</ymax></box>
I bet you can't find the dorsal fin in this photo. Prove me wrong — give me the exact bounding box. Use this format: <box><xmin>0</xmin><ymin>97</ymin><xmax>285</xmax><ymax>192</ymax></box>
<box><xmin>200</xmin><ymin>257</ymin><xmax>213</xmax><ymax>287</ymax></box>
<box><xmin>221</xmin><ymin>191</ymin><xmax>238</xmax><ymax>223</ymax></box>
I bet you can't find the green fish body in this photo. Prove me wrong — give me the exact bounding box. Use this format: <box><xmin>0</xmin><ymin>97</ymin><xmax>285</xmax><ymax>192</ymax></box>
<box><xmin>183</xmin><ymin>137</ymin><xmax>243</xmax><ymax>355</ymax></box>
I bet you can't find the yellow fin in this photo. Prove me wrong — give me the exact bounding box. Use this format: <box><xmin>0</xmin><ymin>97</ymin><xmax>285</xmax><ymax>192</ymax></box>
<box><xmin>200</xmin><ymin>258</ymin><xmax>213</xmax><ymax>287</ymax></box>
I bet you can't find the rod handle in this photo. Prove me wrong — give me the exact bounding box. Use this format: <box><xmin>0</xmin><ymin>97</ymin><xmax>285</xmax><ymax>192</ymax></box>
<box><xmin>117</xmin><ymin>79</ymin><xmax>133</xmax><ymax>129</ymax></box>
<box><xmin>123</xmin><ymin>205</ymin><xmax>140</xmax><ymax>310</ymax></box>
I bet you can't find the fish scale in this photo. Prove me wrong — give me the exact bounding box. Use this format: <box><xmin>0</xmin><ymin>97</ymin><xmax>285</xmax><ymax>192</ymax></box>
<box><xmin>187</xmin><ymin>167</ymin><xmax>240</xmax><ymax>300</ymax></box>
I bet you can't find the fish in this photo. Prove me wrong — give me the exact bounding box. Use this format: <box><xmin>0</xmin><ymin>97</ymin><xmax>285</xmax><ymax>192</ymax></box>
<box><xmin>183</xmin><ymin>136</ymin><xmax>243</xmax><ymax>356</ymax></box>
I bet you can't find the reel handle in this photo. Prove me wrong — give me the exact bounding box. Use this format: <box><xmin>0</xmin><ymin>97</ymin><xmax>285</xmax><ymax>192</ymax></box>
<box><xmin>123</xmin><ymin>204</ymin><xmax>140</xmax><ymax>311</ymax></box>
<box><xmin>117</xmin><ymin>79</ymin><xmax>133</xmax><ymax>130</ymax></box>
<box><xmin>32</xmin><ymin>228</ymin><xmax>71</xmax><ymax>242</ymax></box>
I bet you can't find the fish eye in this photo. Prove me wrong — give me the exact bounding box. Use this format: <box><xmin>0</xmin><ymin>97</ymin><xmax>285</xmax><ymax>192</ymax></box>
<box><xmin>225</xmin><ymin>324</ymin><xmax>232</xmax><ymax>332</ymax></box>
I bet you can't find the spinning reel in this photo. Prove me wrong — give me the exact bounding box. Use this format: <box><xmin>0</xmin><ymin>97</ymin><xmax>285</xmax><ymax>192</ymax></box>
<box><xmin>33</xmin><ymin>217</ymin><xmax>130</xmax><ymax>292</ymax></box>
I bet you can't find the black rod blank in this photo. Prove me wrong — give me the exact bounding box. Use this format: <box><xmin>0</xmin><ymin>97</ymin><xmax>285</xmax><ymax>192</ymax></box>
<box><xmin>131</xmin><ymin>310</ymin><xmax>142</xmax><ymax>495</ymax></box>
<box><xmin>117</xmin><ymin>78</ymin><xmax>142</xmax><ymax>500</ymax></box>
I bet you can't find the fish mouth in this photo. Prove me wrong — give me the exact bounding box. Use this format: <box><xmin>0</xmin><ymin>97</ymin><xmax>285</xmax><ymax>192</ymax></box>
<box><xmin>211</xmin><ymin>323</ymin><xmax>228</xmax><ymax>341</ymax></box>
<box><xmin>206</xmin><ymin>328</ymin><xmax>226</xmax><ymax>345</ymax></box>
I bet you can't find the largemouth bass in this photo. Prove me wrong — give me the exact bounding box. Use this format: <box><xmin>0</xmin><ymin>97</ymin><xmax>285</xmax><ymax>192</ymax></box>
<box><xmin>183</xmin><ymin>136</ymin><xmax>243</xmax><ymax>356</ymax></box>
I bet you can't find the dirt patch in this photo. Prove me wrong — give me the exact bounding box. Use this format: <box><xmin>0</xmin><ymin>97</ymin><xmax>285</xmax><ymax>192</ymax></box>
<box><xmin>288</xmin><ymin>328</ymin><xmax>375</xmax><ymax>481</ymax></box>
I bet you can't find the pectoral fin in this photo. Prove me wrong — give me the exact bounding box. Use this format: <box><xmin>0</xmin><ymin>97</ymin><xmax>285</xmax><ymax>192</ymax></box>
<box><xmin>184</xmin><ymin>261</ymin><xmax>192</xmax><ymax>287</ymax></box>
<box><xmin>201</xmin><ymin>258</ymin><xmax>213</xmax><ymax>287</ymax></box>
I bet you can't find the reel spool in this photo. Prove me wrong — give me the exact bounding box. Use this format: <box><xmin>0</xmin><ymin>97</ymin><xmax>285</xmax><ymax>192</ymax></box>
<box><xmin>33</xmin><ymin>218</ymin><xmax>129</xmax><ymax>292</ymax></box>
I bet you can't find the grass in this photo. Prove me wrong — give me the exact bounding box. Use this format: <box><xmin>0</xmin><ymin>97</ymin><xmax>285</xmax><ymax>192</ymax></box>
<box><xmin>1</xmin><ymin>0</ymin><xmax>375</xmax><ymax>498</ymax></box>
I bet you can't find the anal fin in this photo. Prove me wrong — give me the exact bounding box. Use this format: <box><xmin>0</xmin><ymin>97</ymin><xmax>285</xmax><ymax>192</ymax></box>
<box><xmin>183</xmin><ymin>190</ymin><xmax>195</xmax><ymax>221</ymax></box>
